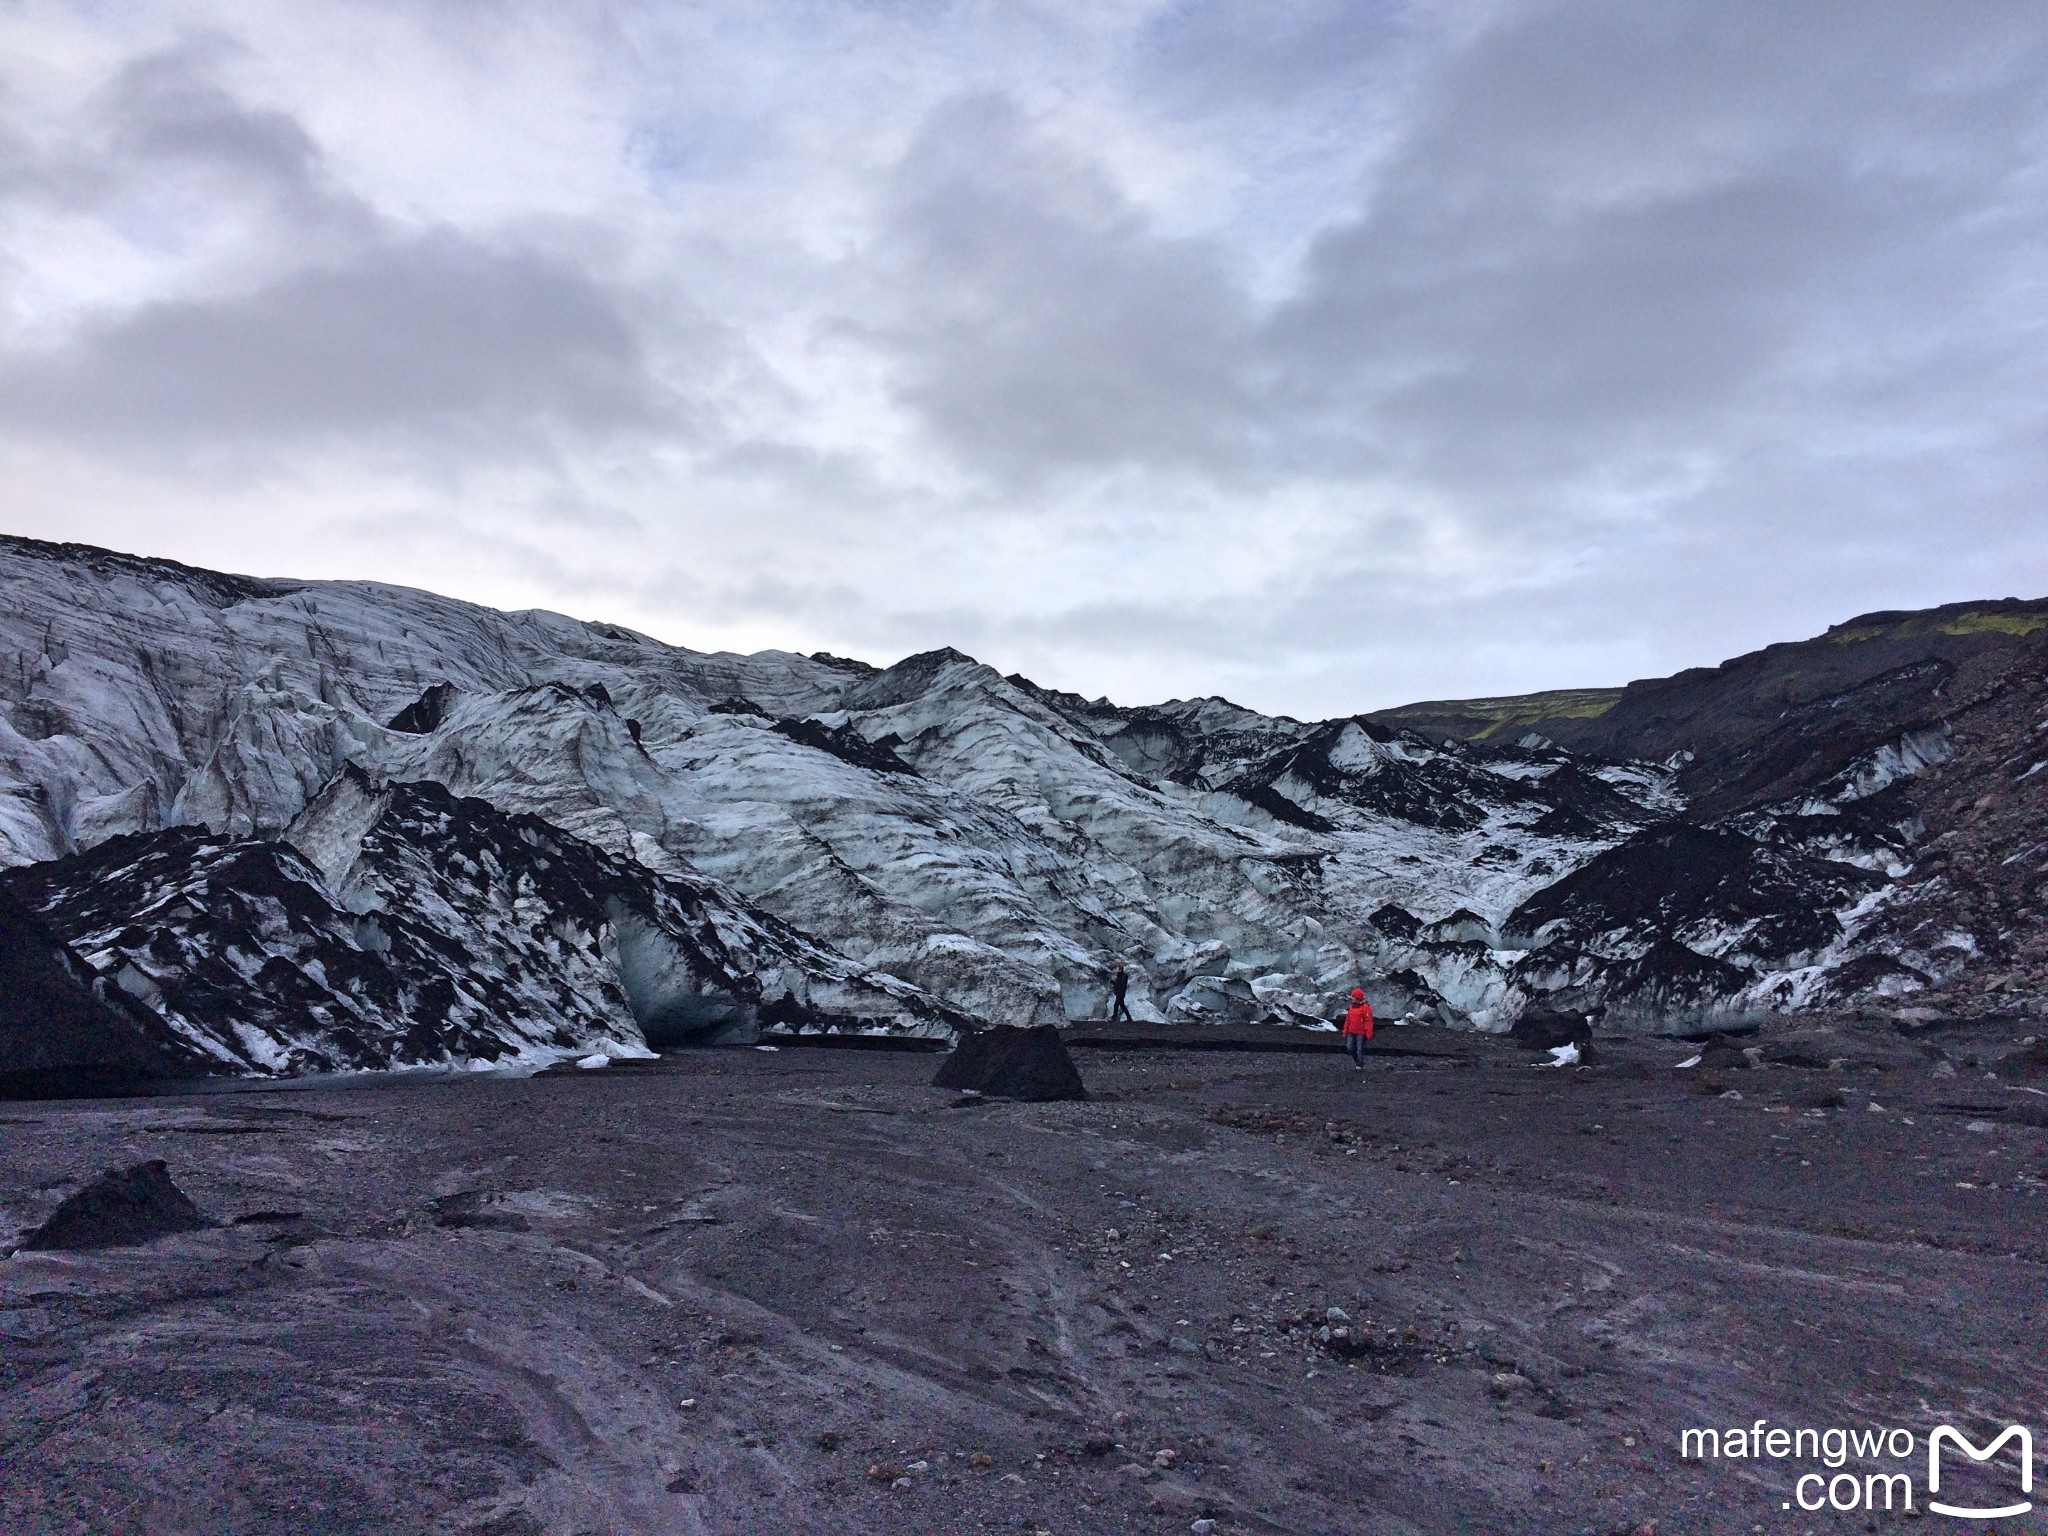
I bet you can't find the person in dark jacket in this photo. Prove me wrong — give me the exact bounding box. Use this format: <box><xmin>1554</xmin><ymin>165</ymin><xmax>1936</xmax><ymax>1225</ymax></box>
<box><xmin>1109</xmin><ymin>964</ymin><xmax>1133</xmax><ymax>1022</ymax></box>
<box><xmin>1342</xmin><ymin>988</ymin><xmax>1374</xmax><ymax>1068</ymax></box>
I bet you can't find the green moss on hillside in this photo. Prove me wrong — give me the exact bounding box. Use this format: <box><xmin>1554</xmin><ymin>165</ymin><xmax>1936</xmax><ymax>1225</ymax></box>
<box><xmin>1828</xmin><ymin>607</ymin><xmax>2048</xmax><ymax>644</ymax></box>
<box><xmin>1370</xmin><ymin>687</ymin><xmax>1624</xmax><ymax>741</ymax></box>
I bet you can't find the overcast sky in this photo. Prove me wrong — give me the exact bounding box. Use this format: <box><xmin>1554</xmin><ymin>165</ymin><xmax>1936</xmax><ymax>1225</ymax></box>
<box><xmin>4</xmin><ymin>1</ymin><xmax>2046</xmax><ymax>718</ymax></box>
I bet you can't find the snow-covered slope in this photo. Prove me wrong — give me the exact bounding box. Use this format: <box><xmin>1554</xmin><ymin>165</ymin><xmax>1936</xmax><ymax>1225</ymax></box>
<box><xmin>1</xmin><ymin>534</ymin><xmax>2031</xmax><ymax>1075</ymax></box>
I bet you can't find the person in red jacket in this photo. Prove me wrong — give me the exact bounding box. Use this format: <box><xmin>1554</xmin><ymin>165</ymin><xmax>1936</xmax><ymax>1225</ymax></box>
<box><xmin>1342</xmin><ymin>988</ymin><xmax>1374</xmax><ymax>1068</ymax></box>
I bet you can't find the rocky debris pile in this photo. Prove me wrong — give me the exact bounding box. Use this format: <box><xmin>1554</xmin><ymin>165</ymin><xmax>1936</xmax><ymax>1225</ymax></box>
<box><xmin>1504</xmin><ymin>824</ymin><xmax>1890</xmax><ymax>1020</ymax></box>
<box><xmin>19</xmin><ymin>1159</ymin><xmax>207</xmax><ymax>1250</ymax></box>
<box><xmin>932</xmin><ymin>1025</ymin><xmax>1087</xmax><ymax>1101</ymax></box>
<box><xmin>1</xmin><ymin>770</ymin><xmax>969</xmax><ymax>1077</ymax></box>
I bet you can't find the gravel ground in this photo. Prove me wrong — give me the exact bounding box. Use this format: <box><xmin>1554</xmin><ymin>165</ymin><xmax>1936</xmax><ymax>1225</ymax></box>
<box><xmin>4</xmin><ymin>1017</ymin><xmax>2046</xmax><ymax>1535</ymax></box>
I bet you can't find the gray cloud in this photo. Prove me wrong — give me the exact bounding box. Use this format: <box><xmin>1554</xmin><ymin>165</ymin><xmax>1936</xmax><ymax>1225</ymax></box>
<box><xmin>1268</xmin><ymin>0</ymin><xmax>2048</xmax><ymax>485</ymax></box>
<box><xmin>1133</xmin><ymin>0</ymin><xmax>1415</xmax><ymax>109</ymax></box>
<box><xmin>0</xmin><ymin>41</ymin><xmax>689</xmax><ymax>458</ymax></box>
<box><xmin>1</xmin><ymin>233</ymin><xmax>668</xmax><ymax>448</ymax></box>
<box><xmin>3</xmin><ymin>1</ymin><xmax>2047</xmax><ymax>718</ymax></box>
<box><xmin>870</xmin><ymin>92</ymin><xmax>1260</xmax><ymax>485</ymax></box>
<box><xmin>110</xmin><ymin>42</ymin><xmax>327</xmax><ymax>200</ymax></box>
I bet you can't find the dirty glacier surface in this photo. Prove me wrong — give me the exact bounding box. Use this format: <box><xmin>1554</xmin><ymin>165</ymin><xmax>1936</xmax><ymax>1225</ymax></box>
<box><xmin>0</xmin><ymin>539</ymin><xmax>1938</xmax><ymax>1074</ymax></box>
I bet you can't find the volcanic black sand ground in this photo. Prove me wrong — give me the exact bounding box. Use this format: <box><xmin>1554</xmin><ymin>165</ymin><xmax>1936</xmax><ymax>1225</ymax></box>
<box><xmin>4</xmin><ymin>1018</ymin><xmax>2047</xmax><ymax>1536</ymax></box>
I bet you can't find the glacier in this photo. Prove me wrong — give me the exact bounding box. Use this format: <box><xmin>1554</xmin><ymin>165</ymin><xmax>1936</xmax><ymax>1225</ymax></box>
<box><xmin>0</xmin><ymin>535</ymin><xmax>1981</xmax><ymax>1077</ymax></box>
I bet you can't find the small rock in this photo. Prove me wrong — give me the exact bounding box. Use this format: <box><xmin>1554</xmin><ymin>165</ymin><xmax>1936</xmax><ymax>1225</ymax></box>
<box><xmin>998</xmin><ymin>1472</ymin><xmax>1026</xmax><ymax>1485</ymax></box>
<box><xmin>575</xmin><ymin>1052</ymin><xmax>610</xmax><ymax>1070</ymax></box>
<box><xmin>817</xmin><ymin>1431</ymin><xmax>840</xmax><ymax>1451</ymax></box>
<box><xmin>891</xmin><ymin>1476</ymin><xmax>911</xmax><ymax>1490</ymax></box>
<box><xmin>1083</xmin><ymin>1434</ymin><xmax>1115</xmax><ymax>1457</ymax></box>
<box><xmin>1168</xmin><ymin>1335</ymin><xmax>1201</xmax><ymax>1356</ymax></box>
<box><xmin>1325</xmin><ymin>1306</ymin><xmax>1350</xmax><ymax>1323</ymax></box>
<box><xmin>1791</xmin><ymin>1086</ymin><xmax>1844</xmax><ymax>1110</ymax></box>
<box><xmin>906</xmin><ymin>1459</ymin><xmax>929</xmax><ymax>1473</ymax></box>
<box><xmin>1965</xmin><ymin>1120</ymin><xmax>1998</xmax><ymax>1134</ymax></box>
<box><xmin>1106</xmin><ymin>1228</ymin><xmax>1120</xmax><ymax>1240</ymax></box>
<box><xmin>1933</xmin><ymin>1060</ymin><xmax>1958</xmax><ymax>1078</ymax></box>
<box><xmin>430</xmin><ymin>1191</ymin><xmax>528</xmax><ymax>1232</ymax></box>
<box><xmin>1146</xmin><ymin>1479</ymin><xmax>1211</xmax><ymax>1515</ymax></box>
<box><xmin>1719</xmin><ymin>1089</ymin><xmax>1744</xmax><ymax>1101</ymax></box>
<box><xmin>1153</xmin><ymin>1448</ymin><xmax>1178</xmax><ymax>1468</ymax></box>
<box><xmin>968</xmin><ymin>1452</ymin><xmax>993</xmax><ymax>1469</ymax></box>
<box><xmin>1192</xmin><ymin>1521</ymin><xmax>1219</xmax><ymax>1535</ymax></box>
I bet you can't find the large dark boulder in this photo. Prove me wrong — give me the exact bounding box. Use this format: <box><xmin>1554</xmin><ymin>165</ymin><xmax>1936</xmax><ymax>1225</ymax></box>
<box><xmin>1509</xmin><ymin>1010</ymin><xmax>1592</xmax><ymax>1051</ymax></box>
<box><xmin>20</xmin><ymin>1159</ymin><xmax>208</xmax><ymax>1250</ymax></box>
<box><xmin>932</xmin><ymin>1024</ymin><xmax>1087</xmax><ymax>1102</ymax></box>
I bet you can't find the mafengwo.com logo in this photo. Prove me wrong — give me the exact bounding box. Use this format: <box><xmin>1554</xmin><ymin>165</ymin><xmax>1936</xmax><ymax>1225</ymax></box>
<box><xmin>1679</xmin><ymin>1418</ymin><xmax>2033</xmax><ymax>1517</ymax></box>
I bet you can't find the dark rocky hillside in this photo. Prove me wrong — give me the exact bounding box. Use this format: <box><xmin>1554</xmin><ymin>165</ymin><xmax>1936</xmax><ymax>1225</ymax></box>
<box><xmin>0</xmin><ymin>890</ymin><xmax>202</xmax><ymax>1096</ymax></box>
<box><xmin>1378</xmin><ymin>599</ymin><xmax>2047</xmax><ymax>815</ymax></box>
<box><xmin>1378</xmin><ymin>599</ymin><xmax>2048</xmax><ymax>1021</ymax></box>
